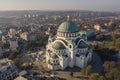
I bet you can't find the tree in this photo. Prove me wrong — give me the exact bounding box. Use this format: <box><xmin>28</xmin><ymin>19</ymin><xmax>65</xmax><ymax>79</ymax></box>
<box><xmin>109</xmin><ymin>61</ymin><xmax>116</xmax><ymax>69</ymax></box>
<box><xmin>86</xmin><ymin>65</ymin><xmax>92</xmax><ymax>76</ymax></box>
<box><xmin>89</xmin><ymin>73</ymin><xmax>99</xmax><ymax>80</ymax></box>
<box><xmin>96</xmin><ymin>34</ymin><xmax>103</xmax><ymax>41</ymax></box>
<box><xmin>81</xmin><ymin>67</ymin><xmax>86</xmax><ymax>75</ymax></box>
<box><xmin>81</xmin><ymin>67</ymin><xmax>87</xmax><ymax>80</ymax></box>
<box><xmin>98</xmin><ymin>76</ymin><xmax>106</xmax><ymax>80</ymax></box>
<box><xmin>103</xmin><ymin>61</ymin><xmax>110</xmax><ymax>72</ymax></box>
<box><xmin>105</xmin><ymin>69</ymin><xmax>114</xmax><ymax>80</ymax></box>
<box><xmin>70</xmin><ymin>72</ymin><xmax>73</xmax><ymax>77</ymax></box>
<box><xmin>111</xmin><ymin>68</ymin><xmax>120</xmax><ymax>80</ymax></box>
<box><xmin>104</xmin><ymin>62</ymin><xmax>120</xmax><ymax>80</ymax></box>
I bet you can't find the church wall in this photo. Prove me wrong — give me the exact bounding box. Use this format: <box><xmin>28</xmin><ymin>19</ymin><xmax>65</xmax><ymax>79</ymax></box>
<box><xmin>48</xmin><ymin>64</ymin><xmax>61</xmax><ymax>70</ymax></box>
<box><xmin>46</xmin><ymin>21</ymin><xmax>93</xmax><ymax>70</ymax></box>
<box><xmin>62</xmin><ymin>57</ymin><xmax>69</xmax><ymax>70</ymax></box>
<box><xmin>59</xmin><ymin>58</ymin><xmax>63</xmax><ymax>69</ymax></box>
<box><xmin>46</xmin><ymin>53</ymin><xmax>49</xmax><ymax>62</ymax></box>
<box><xmin>75</xmin><ymin>56</ymin><xmax>85</xmax><ymax>68</ymax></box>
<box><xmin>86</xmin><ymin>52</ymin><xmax>92</xmax><ymax>63</ymax></box>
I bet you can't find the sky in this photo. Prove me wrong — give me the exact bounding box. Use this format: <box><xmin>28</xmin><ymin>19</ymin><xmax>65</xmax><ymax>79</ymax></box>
<box><xmin>0</xmin><ymin>0</ymin><xmax>120</xmax><ymax>11</ymax></box>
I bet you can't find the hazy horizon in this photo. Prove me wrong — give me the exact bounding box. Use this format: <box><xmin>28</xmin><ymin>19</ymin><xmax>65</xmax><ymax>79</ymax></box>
<box><xmin>0</xmin><ymin>0</ymin><xmax>120</xmax><ymax>12</ymax></box>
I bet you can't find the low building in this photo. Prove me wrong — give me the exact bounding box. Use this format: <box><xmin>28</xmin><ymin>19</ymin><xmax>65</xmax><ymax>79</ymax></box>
<box><xmin>14</xmin><ymin>76</ymin><xmax>27</xmax><ymax>80</ymax></box>
<box><xmin>29</xmin><ymin>32</ymin><xmax>37</xmax><ymax>41</ymax></box>
<box><xmin>0</xmin><ymin>47</ymin><xmax>3</xmax><ymax>58</ymax></box>
<box><xmin>20</xmin><ymin>32</ymin><xmax>28</xmax><ymax>41</ymax></box>
<box><xmin>20</xmin><ymin>32</ymin><xmax>36</xmax><ymax>41</ymax></box>
<box><xmin>0</xmin><ymin>30</ymin><xmax>2</xmax><ymax>34</ymax></box>
<box><xmin>19</xmin><ymin>70</ymin><xmax>27</xmax><ymax>76</ymax></box>
<box><xmin>9</xmin><ymin>38</ymin><xmax>18</xmax><ymax>50</ymax></box>
<box><xmin>8</xmin><ymin>28</ymin><xmax>16</xmax><ymax>38</ymax></box>
<box><xmin>1</xmin><ymin>35</ymin><xmax>5</xmax><ymax>41</ymax></box>
<box><xmin>0</xmin><ymin>58</ymin><xmax>18</xmax><ymax>80</ymax></box>
<box><xmin>117</xmin><ymin>51</ymin><xmax>120</xmax><ymax>61</ymax></box>
<box><xmin>94</xmin><ymin>24</ymin><xmax>101</xmax><ymax>31</ymax></box>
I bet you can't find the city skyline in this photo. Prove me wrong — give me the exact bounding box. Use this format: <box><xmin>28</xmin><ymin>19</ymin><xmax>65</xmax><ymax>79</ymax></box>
<box><xmin>0</xmin><ymin>0</ymin><xmax>120</xmax><ymax>12</ymax></box>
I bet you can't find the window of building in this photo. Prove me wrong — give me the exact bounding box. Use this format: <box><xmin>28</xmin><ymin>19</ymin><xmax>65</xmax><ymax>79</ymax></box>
<box><xmin>69</xmin><ymin>45</ymin><xmax>72</xmax><ymax>48</ymax></box>
<box><xmin>81</xmin><ymin>57</ymin><xmax>82</xmax><ymax>60</ymax></box>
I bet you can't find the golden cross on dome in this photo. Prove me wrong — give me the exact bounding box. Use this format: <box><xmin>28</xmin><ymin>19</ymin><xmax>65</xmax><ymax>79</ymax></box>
<box><xmin>67</xmin><ymin>15</ymin><xmax>70</xmax><ymax>21</ymax></box>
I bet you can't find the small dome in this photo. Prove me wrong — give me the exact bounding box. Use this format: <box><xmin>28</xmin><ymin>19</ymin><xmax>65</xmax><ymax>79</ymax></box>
<box><xmin>75</xmin><ymin>37</ymin><xmax>81</xmax><ymax>45</ymax></box>
<box><xmin>50</xmin><ymin>53</ymin><xmax>58</xmax><ymax>58</ymax></box>
<box><xmin>57</xmin><ymin>21</ymin><xmax>79</xmax><ymax>33</ymax></box>
<box><xmin>52</xmin><ymin>41</ymin><xmax>66</xmax><ymax>49</ymax></box>
<box><xmin>78</xmin><ymin>41</ymin><xmax>88</xmax><ymax>48</ymax></box>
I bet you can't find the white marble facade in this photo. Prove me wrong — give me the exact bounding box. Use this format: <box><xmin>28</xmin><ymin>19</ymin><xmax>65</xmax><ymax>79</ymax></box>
<box><xmin>46</xmin><ymin>21</ymin><xmax>92</xmax><ymax>70</ymax></box>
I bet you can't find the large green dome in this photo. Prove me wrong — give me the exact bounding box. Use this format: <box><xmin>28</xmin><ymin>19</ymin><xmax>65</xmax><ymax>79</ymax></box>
<box><xmin>57</xmin><ymin>21</ymin><xmax>79</xmax><ymax>33</ymax></box>
<box><xmin>52</xmin><ymin>41</ymin><xmax>66</xmax><ymax>49</ymax></box>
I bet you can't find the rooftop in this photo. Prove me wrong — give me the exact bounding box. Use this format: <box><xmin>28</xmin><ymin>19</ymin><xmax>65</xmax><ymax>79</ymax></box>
<box><xmin>57</xmin><ymin>21</ymin><xmax>79</xmax><ymax>33</ymax></box>
<box><xmin>52</xmin><ymin>41</ymin><xmax>66</xmax><ymax>49</ymax></box>
<box><xmin>14</xmin><ymin>76</ymin><xmax>27</xmax><ymax>80</ymax></box>
<box><xmin>0</xmin><ymin>58</ymin><xmax>14</xmax><ymax>72</ymax></box>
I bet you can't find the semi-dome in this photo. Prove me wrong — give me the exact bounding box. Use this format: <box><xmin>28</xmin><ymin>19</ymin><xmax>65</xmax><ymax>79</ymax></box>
<box><xmin>78</xmin><ymin>41</ymin><xmax>88</xmax><ymax>48</ymax></box>
<box><xmin>52</xmin><ymin>41</ymin><xmax>66</xmax><ymax>49</ymax></box>
<box><xmin>50</xmin><ymin>53</ymin><xmax>58</xmax><ymax>58</ymax></box>
<box><xmin>57</xmin><ymin>21</ymin><xmax>79</xmax><ymax>33</ymax></box>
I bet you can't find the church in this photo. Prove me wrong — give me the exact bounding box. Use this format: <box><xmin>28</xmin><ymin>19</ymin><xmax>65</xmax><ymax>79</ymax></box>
<box><xmin>46</xmin><ymin>17</ymin><xmax>93</xmax><ymax>70</ymax></box>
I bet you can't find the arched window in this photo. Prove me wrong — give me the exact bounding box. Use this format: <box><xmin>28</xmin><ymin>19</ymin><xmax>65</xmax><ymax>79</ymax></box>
<box><xmin>73</xmin><ymin>33</ymin><xmax>75</xmax><ymax>37</ymax></box>
<box><xmin>69</xmin><ymin>45</ymin><xmax>72</xmax><ymax>48</ymax></box>
<box><xmin>60</xmin><ymin>33</ymin><xmax>61</xmax><ymax>36</ymax></box>
<box><xmin>63</xmin><ymin>33</ymin><xmax>64</xmax><ymax>36</ymax></box>
<box><xmin>81</xmin><ymin>57</ymin><xmax>82</xmax><ymax>60</ymax></box>
<box><xmin>64</xmin><ymin>33</ymin><xmax>66</xmax><ymax>37</ymax></box>
<box><xmin>66</xmin><ymin>33</ymin><xmax>68</xmax><ymax>37</ymax></box>
<box><xmin>70</xmin><ymin>33</ymin><xmax>72</xmax><ymax>37</ymax></box>
<box><xmin>68</xmin><ymin>34</ymin><xmax>70</xmax><ymax>37</ymax></box>
<box><xmin>61</xmin><ymin>33</ymin><xmax>63</xmax><ymax>36</ymax></box>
